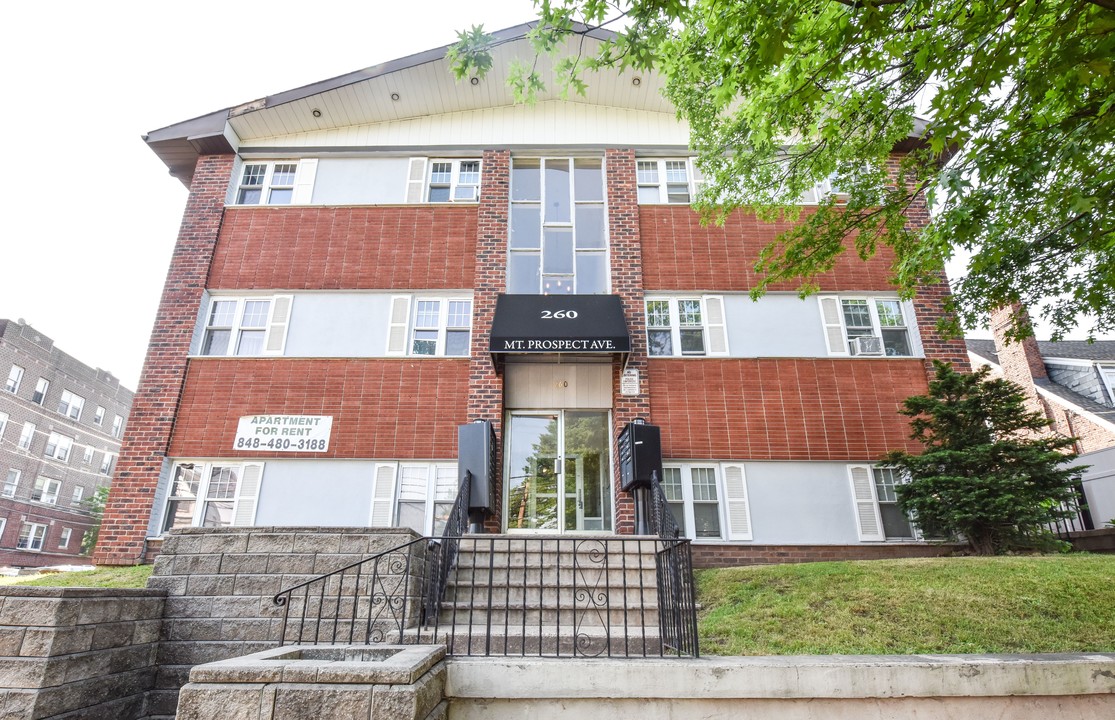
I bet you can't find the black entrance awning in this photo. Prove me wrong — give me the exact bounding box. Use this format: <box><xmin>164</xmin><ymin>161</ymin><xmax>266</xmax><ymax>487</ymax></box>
<box><xmin>489</xmin><ymin>294</ymin><xmax>631</xmax><ymax>353</ymax></box>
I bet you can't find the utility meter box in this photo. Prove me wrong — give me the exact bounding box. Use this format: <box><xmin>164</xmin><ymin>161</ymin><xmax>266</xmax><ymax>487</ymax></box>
<box><xmin>618</xmin><ymin>421</ymin><xmax>663</xmax><ymax>492</ymax></box>
<box><xmin>458</xmin><ymin>420</ymin><xmax>497</xmax><ymax>515</ymax></box>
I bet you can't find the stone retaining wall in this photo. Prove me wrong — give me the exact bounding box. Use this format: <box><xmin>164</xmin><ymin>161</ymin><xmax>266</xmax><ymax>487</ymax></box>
<box><xmin>0</xmin><ymin>587</ymin><xmax>165</xmax><ymax>719</ymax></box>
<box><xmin>145</xmin><ymin>527</ymin><xmax>421</xmax><ymax>719</ymax></box>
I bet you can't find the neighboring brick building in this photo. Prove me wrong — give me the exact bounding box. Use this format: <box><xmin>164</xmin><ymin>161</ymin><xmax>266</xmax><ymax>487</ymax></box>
<box><xmin>0</xmin><ymin>319</ymin><xmax>133</xmax><ymax>566</ymax></box>
<box><xmin>967</xmin><ymin>305</ymin><xmax>1115</xmax><ymax>526</ymax></box>
<box><xmin>96</xmin><ymin>25</ymin><xmax>967</xmax><ymax>568</ymax></box>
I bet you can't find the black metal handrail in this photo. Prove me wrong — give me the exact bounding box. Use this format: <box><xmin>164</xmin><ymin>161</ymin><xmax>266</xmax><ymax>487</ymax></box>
<box><xmin>423</xmin><ymin>471</ymin><xmax>472</xmax><ymax>625</ymax></box>
<box><xmin>648</xmin><ymin>471</ymin><xmax>682</xmax><ymax>539</ymax></box>
<box><xmin>272</xmin><ymin>473</ymin><xmax>699</xmax><ymax>657</ymax></box>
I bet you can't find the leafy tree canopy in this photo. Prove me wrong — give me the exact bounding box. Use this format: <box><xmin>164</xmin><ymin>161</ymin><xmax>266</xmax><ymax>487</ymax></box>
<box><xmin>450</xmin><ymin>1</ymin><xmax>1115</xmax><ymax>339</ymax></box>
<box><xmin>883</xmin><ymin>362</ymin><xmax>1084</xmax><ymax>554</ymax></box>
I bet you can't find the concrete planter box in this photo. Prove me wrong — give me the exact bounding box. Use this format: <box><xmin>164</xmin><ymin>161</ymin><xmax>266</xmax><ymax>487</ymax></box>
<box><xmin>177</xmin><ymin>644</ymin><xmax>446</xmax><ymax>720</ymax></box>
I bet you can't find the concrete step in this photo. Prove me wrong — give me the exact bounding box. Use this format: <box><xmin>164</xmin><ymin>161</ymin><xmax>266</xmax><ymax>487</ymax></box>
<box><xmin>405</xmin><ymin>624</ymin><xmax>666</xmax><ymax>657</ymax></box>
<box><xmin>450</xmin><ymin>565</ymin><xmax>658</xmax><ymax>586</ymax></box>
<box><xmin>437</xmin><ymin>603</ymin><xmax>658</xmax><ymax>626</ymax></box>
<box><xmin>443</xmin><ymin>583</ymin><xmax>659</xmax><ymax>607</ymax></box>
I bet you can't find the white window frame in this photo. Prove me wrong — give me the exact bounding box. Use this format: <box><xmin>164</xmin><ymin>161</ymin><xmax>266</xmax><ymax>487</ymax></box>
<box><xmin>17</xmin><ymin>522</ymin><xmax>47</xmax><ymax>551</ymax></box>
<box><xmin>635</xmin><ymin>158</ymin><xmax>700</xmax><ymax>204</ymax></box>
<box><xmin>508</xmin><ymin>156</ymin><xmax>610</xmax><ymax>295</ymax></box>
<box><xmin>31</xmin><ymin>476</ymin><xmax>61</xmax><ymax>505</ymax></box>
<box><xmin>1099</xmin><ymin>364</ymin><xmax>1115</xmax><ymax>407</ymax></box>
<box><xmin>408</xmin><ymin>297</ymin><xmax>473</xmax><ymax>357</ymax></box>
<box><xmin>0</xmin><ymin>411</ymin><xmax>7</xmax><ymax>439</ymax></box>
<box><xmin>44</xmin><ymin>432</ymin><xmax>74</xmax><ymax>462</ymax></box>
<box><xmin>644</xmin><ymin>296</ymin><xmax>729</xmax><ymax>357</ymax></box>
<box><xmin>234</xmin><ymin>160</ymin><xmax>300</xmax><ymax>205</ymax></box>
<box><xmin>32</xmin><ymin>377</ymin><xmax>49</xmax><ymax>405</ymax></box>
<box><xmin>871</xmin><ymin>465</ymin><xmax>921</xmax><ymax>541</ymax></box>
<box><xmin>199</xmin><ymin>295</ymin><xmax>293</xmax><ymax>357</ymax></box>
<box><xmin>100</xmin><ymin>453</ymin><xmax>115</xmax><ymax>476</ymax></box>
<box><xmin>58</xmin><ymin>390</ymin><xmax>85</xmax><ymax>421</ymax></box>
<box><xmin>160</xmin><ymin>461</ymin><xmax>264</xmax><ymax>533</ymax></box>
<box><xmin>72</xmin><ymin>485</ymin><xmax>86</xmax><ymax>505</ymax></box>
<box><xmin>111</xmin><ymin>415</ymin><xmax>123</xmax><ymax>439</ymax></box>
<box><xmin>425</xmin><ymin>158</ymin><xmax>482</xmax><ymax>203</ymax></box>
<box><xmin>394</xmin><ymin>462</ymin><xmax>460</xmax><ymax>535</ymax></box>
<box><xmin>94</xmin><ymin>405</ymin><xmax>106</xmax><ymax>426</ymax></box>
<box><xmin>5</xmin><ymin>365</ymin><xmax>23</xmax><ymax>393</ymax></box>
<box><xmin>59</xmin><ymin>527</ymin><xmax>73</xmax><ymax>549</ymax></box>
<box><xmin>818</xmin><ymin>296</ymin><xmax>916</xmax><ymax>357</ymax></box>
<box><xmin>659</xmin><ymin>462</ymin><xmax>752</xmax><ymax>542</ymax></box>
<box><xmin>2</xmin><ymin>469</ymin><xmax>19</xmax><ymax>497</ymax></box>
<box><xmin>82</xmin><ymin>445</ymin><xmax>94</xmax><ymax>464</ymax></box>
<box><xmin>18</xmin><ymin>422</ymin><xmax>36</xmax><ymax>450</ymax></box>
<box><xmin>0</xmin><ymin>518</ymin><xmax>5</xmax><ymax>543</ymax></box>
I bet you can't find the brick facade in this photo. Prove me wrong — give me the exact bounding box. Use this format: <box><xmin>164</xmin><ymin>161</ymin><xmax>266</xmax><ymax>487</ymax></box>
<box><xmin>211</xmin><ymin>206</ymin><xmax>477</xmax><ymax>290</ymax></box>
<box><xmin>691</xmin><ymin>542</ymin><xmax>962</xmax><ymax>568</ymax></box>
<box><xmin>647</xmin><ymin>358</ymin><xmax>927</xmax><ymax>460</ymax></box>
<box><xmin>169</xmin><ymin>359</ymin><xmax>468</xmax><ymax>459</ymax></box>
<box><xmin>94</xmin><ymin>154</ymin><xmax>235</xmax><ymax>566</ymax></box>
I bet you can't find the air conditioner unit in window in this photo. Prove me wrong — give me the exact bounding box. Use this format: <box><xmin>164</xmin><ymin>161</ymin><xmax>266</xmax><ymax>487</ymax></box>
<box><xmin>852</xmin><ymin>336</ymin><xmax>884</xmax><ymax>356</ymax></box>
<box><xmin>453</xmin><ymin>186</ymin><xmax>478</xmax><ymax>202</ymax></box>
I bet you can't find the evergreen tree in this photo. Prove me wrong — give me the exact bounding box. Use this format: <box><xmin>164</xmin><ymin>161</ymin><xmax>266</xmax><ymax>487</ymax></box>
<box><xmin>884</xmin><ymin>362</ymin><xmax>1085</xmax><ymax>555</ymax></box>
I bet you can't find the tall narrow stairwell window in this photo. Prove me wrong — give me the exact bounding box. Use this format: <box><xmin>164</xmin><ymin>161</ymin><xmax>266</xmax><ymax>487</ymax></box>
<box><xmin>508</xmin><ymin>157</ymin><xmax>608</xmax><ymax>294</ymax></box>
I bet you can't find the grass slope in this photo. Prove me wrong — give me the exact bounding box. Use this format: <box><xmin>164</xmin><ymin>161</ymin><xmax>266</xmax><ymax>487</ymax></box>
<box><xmin>697</xmin><ymin>555</ymin><xmax>1115</xmax><ymax>656</ymax></box>
<box><xmin>0</xmin><ymin>565</ymin><xmax>153</xmax><ymax>588</ymax></box>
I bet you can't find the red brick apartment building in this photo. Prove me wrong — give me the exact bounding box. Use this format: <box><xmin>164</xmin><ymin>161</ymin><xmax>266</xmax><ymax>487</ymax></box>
<box><xmin>95</xmin><ymin>25</ymin><xmax>968</xmax><ymax>569</ymax></box>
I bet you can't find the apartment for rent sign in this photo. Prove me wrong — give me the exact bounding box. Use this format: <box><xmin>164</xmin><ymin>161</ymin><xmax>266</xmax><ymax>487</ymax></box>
<box><xmin>234</xmin><ymin>415</ymin><xmax>333</xmax><ymax>452</ymax></box>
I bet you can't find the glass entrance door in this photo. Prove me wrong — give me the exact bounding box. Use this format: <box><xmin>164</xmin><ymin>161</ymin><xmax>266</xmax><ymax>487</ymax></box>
<box><xmin>505</xmin><ymin>411</ymin><xmax>612</xmax><ymax>532</ymax></box>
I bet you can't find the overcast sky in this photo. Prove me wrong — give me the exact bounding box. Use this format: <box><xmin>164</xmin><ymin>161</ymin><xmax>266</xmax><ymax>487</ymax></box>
<box><xmin>0</xmin><ymin>2</ymin><xmax>1097</xmax><ymax>391</ymax></box>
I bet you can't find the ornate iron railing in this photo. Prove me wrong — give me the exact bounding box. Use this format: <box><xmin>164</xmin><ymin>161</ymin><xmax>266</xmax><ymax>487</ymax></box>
<box><xmin>273</xmin><ymin>475</ymin><xmax>699</xmax><ymax>657</ymax></box>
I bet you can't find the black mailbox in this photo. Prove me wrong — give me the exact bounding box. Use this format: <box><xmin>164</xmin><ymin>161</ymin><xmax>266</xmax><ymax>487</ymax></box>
<box><xmin>618</xmin><ymin>421</ymin><xmax>663</xmax><ymax>491</ymax></box>
<box><xmin>458</xmin><ymin>420</ymin><xmax>497</xmax><ymax>516</ymax></box>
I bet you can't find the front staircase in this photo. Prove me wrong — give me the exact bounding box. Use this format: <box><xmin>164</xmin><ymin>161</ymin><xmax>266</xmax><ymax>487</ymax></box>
<box><xmin>272</xmin><ymin>476</ymin><xmax>699</xmax><ymax>658</ymax></box>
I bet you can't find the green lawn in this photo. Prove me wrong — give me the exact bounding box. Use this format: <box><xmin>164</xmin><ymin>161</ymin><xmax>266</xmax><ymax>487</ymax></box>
<box><xmin>0</xmin><ymin>565</ymin><xmax>153</xmax><ymax>588</ymax></box>
<box><xmin>697</xmin><ymin>555</ymin><xmax>1115</xmax><ymax>655</ymax></box>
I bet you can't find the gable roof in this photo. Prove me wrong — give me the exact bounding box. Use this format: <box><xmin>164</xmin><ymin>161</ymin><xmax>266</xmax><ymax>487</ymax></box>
<box><xmin>966</xmin><ymin>339</ymin><xmax>1115</xmax><ymax>366</ymax></box>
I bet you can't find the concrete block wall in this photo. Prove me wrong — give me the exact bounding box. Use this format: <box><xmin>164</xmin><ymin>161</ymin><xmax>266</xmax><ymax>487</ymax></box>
<box><xmin>144</xmin><ymin>527</ymin><xmax>421</xmax><ymax>719</ymax></box>
<box><xmin>0</xmin><ymin>587</ymin><xmax>165</xmax><ymax>719</ymax></box>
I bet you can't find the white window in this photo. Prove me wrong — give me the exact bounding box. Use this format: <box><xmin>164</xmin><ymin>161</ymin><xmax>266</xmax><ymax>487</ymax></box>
<box><xmin>44</xmin><ymin>432</ymin><xmax>74</xmax><ymax>462</ymax></box>
<box><xmin>32</xmin><ymin>377</ymin><xmax>49</xmax><ymax>405</ymax></box>
<box><xmin>200</xmin><ymin>296</ymin><xmax>292</xmax><ymax>357</ymax></box>
<box><xmin>31</xmin><ymin>476</ymin><xmax>61</xmax><ymax>504</ymax></box>
<box><xmin>5</xmin><ymin>365</ymin><xmax>23</xmax><ymax>393</ymax></box>
<box><xmin>395</xmin><ymin>463</ymin><xmax>460</xmax><ymax>535</ymax></box>
<box><xmin>636</xmin><ymin>159</ymin><xmax>699</xmax><ymax>204</ymax></box>
<box><xmin>100</xmin><ymin>453</ymin><xmax>115</xmax><ymax>475</ymax></box>
<box><xmin>644</xmin><ymin>297</ymin><xmax>729</xmax><ymax>357</ymax></box>
<box><xmin>72</xmin><ymin>485</ymin><xmax>85</xmax><ymax>505</ymax></box>
<box><xmin>1099</xmin><ymin>364</ymin><xmax>1115</xmax><ymax>407</ymax></box>
<box><xmin>236</xmin><ymin>161</ymin><xmax>299</xmax><ymax>205</ymax></box>
<box><xmin>111</xmin><ymin>415</ymin><xmax>123</xmax><ymax>439</ymax></box>
<box><xmin>508</xmin><ymin>157</ymin><xmax>608</xmax><ymax>295</ymax></box>
<box><xmin>17</xmin><ymin>523</ymin><xmax>47</xmax><ymax>551</ymax></box>
<box><xmin>59</xmin><ymin>527</ymin><xmax>73</xmax><ymax>549</ymax></box>
<box><xmin>847</xmin><ymin>464</ymin><xmax>921</xmax><ymax>542</ymax></box>
<box><xmin>409</xmin><ymin>299</ymin><xmax>472</xmax><ymax>357</ymax></box>
<box><xmin>94</xmin><ymin>406</ymin><xmax>106</xmax><ymax>426</ymax></box>
<box><xmin>426</xmin><ymin>159</ymin><xmax>481</xmax><ymax>202</ymax></box>
<box><xmin>0</xmin><ymin>411</ymin><xmax>7</xmax><ymax>439</ymax></box>
<box><xmin>57</xmin><ymin>390</ymin><xmax>85</xmax><ymax>420</ymax></box>
<box><xmin>18</xmin><ymin>422</ymin><xmax>36</xmax><ymax>451</ymax></box>
<box><xmin>818</xmin><ymin>296</ymin><xmax>914</xmax><ymax>357</ymax></box>
<box><xmin>0</xmin><ymin>518</ymin><xmax>5</xmax><ymax>542</ymax></box>
<box><xmin>161</xmin><ymin>461</ymin><xmax>263</xmax><ymax>533</ymax></box>
<box><xmin>82</xmin><ymin>445</ymin><xmax>94</xmax><ymax>464</ymax></box>
<box><xmin>660</xmin><ymin>462</ymin><xmax>752</xmax><ymax>541</ymax></box>
<box><xmin>2</xmin><ymin>469</ymin><xmax>19</xmax><ymax>497</ymax></box>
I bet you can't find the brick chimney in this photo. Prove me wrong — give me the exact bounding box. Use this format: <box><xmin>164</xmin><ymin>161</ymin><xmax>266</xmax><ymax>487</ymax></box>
<box><xmin>990</xmin><ymin>304</ymin><xmax>1048</xmax><ymax>415</ymax></box>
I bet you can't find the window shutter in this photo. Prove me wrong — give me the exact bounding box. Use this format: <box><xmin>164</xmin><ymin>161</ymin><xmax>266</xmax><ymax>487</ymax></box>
<box><xmin>405</xmin><ymin>157</ymin><xmax>427</xmax><ymax>203</ymax></box>
<box><xmin>369</xmin><ymin>463</ymin><xmax>398</xmax><ymax>526</ymax></box>
<box><xmin>385</xmin><ymin>296</ymin><xmax>411</xmax><ymax>355</ymax></box>
<box><xmin>263</xmin><ymin>295</ymin><xmax>294</xmax><ymax>355</ymax></box>
<box><xmin>847</xmin><ymin>465</ymin><xmax>884</xmax><ymax>541</ymax></box>
<box><xmin>721</xmin><ymin>463</ymin><xmax>752</xmax><ymax>540</ymax></box>
<box><xmin>233</xmin><ymin>463</ymin><xmax>264</xmax><ymax>526</ymax></box>
<box><xmin>291</xmin><ymin>159</ymin><xmax>318</xmax><ymax>204</ymax></box>
<box><xmin>704</xmin><ymin>296</ymin><xmax>729</xmax><ymax>356</ymax></box>
<box><xmin>818</xmin><ymin>296</ymin><xmax>849</xmax><ymax>356</ymax></box>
